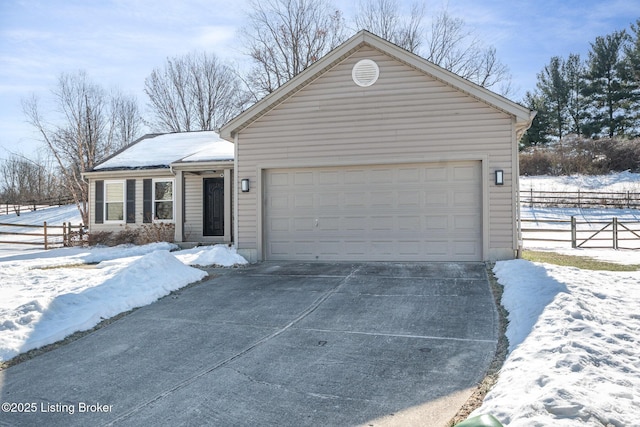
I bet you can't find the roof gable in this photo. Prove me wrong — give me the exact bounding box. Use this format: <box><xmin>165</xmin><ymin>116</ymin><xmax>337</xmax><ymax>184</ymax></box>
<box><xmin>220</xmin><ymin>30</ymin><xmax>534</xmax><ymax>141</ymax></box>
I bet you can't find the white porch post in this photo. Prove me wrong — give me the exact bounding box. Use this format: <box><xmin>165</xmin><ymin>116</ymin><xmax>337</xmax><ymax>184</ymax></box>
<box><xmin>174</xmin><ymin>169</ymin><xmax>184</xmax><ymax>243</ymax></box>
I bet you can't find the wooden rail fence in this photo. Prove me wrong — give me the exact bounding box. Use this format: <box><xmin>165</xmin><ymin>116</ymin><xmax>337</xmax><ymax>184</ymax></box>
<box><xmin>0</xmin><ymin>196</ymin><xmax>76</xmax><ymax>216</ymax></box>
<box><xmin>521</xmin><ymin>189</ymin><xmax>640</xmax><ymax>209</ymax></box>
<box><xmin>521</xmin><ymin>217</ymin><xmax>640</xmax><ymax>250</ymax></box>
<box><xmin>0</xmin><ymin>222</ymin><xmax>85</xmax><ymax>249</ymax></box>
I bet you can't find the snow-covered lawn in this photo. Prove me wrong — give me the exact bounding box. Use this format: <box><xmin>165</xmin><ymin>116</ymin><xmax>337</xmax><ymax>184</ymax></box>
<box><xmin>1</xmin><ymin>172</ymin><xmax>639</xmax><ymax>426</ymax></box>
<box><xmin>471</xmin><ymin>260</ymin><xmax>639</xmax><ymax>426</ymax></box>
<box><xmin>0</xmin><ymin>217</ymin><xmax>247</xmax><ymax>362</ymax></box>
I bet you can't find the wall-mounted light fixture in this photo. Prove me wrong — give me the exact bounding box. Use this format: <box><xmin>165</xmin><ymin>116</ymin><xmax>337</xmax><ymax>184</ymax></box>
<box><xmin>241</xmin><ymin>178</ymin><xmax>250</xmax><ymax>192</ymax></box>
<box><xmin>495</xmin><ymin>170</ymin><xmax>504</xmax><ymax>185</ymax></box>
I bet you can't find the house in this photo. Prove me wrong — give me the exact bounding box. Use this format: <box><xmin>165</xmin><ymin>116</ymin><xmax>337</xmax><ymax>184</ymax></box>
<box><xmin>83</xmin><ymin>131</ymin><xmax>234</xmax><ymax>245</ymax></box>
<box><xmin>85</xmin><ymin>30</ymin><xmax>534</xmax><ymax>262</ymax></box>
<box><xmin>219</xmin><ymin>30</ymin><xmax>534</xmax><ymax>262</ymax></box>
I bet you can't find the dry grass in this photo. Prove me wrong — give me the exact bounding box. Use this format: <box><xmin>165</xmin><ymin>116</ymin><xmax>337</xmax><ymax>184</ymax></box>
<box><xmin>447</xmin><ymin>263</ymin><xmax>509</xmax><ymax>426</ymax></box>
<box><xmin>521</xmin><ymin>250</ymin><xmax>640</xmax><ymax>271</ymax></box>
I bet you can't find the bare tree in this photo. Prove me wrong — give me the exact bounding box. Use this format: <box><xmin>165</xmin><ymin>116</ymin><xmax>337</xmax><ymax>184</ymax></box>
<box><xmin>110</xmin><ymin>92</ymin><xmax>142</xmax><ymax>151</ymax></box>
<box><xmin>241</xmin><ymin>0</ymin><xmax>347</xmax><ymax>97</ymax></box>
<box><xmin>424</xmin><ymin>9</ymin><xmax>512</xmax><ymax>94</ymax></box>
<box><xmin>354</xmin><ymin>0</ymin><xmax>424</xmax><ymax>53</ymax></box>
<box><xmin>0</xmin><ymin>154</ymin><xmax>62</xmax><ymax>215</ymax></box>
<box><xmin>23</xmin><ymin>71</ymin><xmax>143</xmax><ymax>224</ymax></box>
<box><xmin>144</xmin><ymin>52</ymin><xmax>245</xmax><ymax>132</ymax></box>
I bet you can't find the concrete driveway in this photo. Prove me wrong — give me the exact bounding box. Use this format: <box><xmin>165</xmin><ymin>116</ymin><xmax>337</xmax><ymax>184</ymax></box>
<box><xmin>0</xmin><ymin>262</ymin><xmax>498</xmax><ymax>426</ymax></box>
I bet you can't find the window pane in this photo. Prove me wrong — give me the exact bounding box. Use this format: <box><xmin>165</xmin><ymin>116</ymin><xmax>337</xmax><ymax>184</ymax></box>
<box><xmin>154</xmin><ymin>201</ymin><xmax>173</xmax><ymax>220</ymax></box>
<box><xmin>106</xmin><ymin>183</ymin><xmax>124</xmax><ymax>201</ymax></box>
<box><xmin>155</xmin><ymin>181</ymin><xmax>172</xmax><ymax>201</ymax></box>
<box><xmin>106</xmin><ymin>202</ymin><xmax>124</xmax><ymax>221</ymax></box>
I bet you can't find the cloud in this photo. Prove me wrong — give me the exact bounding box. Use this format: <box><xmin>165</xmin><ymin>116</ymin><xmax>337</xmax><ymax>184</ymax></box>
<box><xmin>193</xmin><ymin>25</ymin><xmax>236</xmax><ymax>48</ymax></box>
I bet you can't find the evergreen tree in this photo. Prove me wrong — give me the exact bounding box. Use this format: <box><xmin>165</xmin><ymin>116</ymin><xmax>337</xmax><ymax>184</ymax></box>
<box><xmin>564</xmin><ymin>54</ymin><xmax>588</xmax><ymax>136</ymax></box>
<box><xmin>536</xmin><ymin>56</ymin><xmax>570</xmax><ymax>139</ymax></box>
<box><xmin>626</xmin><ymin>19</ymin><xmax>640</xmax><ymax>84</ymax></box>
<box><xmin>582</xmin><ymin>31</ymin><xmax>631</xmax><ymax>138</ymax></box>
<box><xmin>521</xmin><ymin>91</ymin><xmax>551</xmax><ymax>148</ymax></box>
<box><xmin>623</xmin><ymin>19</ymin><xmax>640</xmax><ymax>136</ymax></box>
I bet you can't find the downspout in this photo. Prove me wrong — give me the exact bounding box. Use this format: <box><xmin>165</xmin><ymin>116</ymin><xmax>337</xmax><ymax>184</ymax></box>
<box><xmin>233</xmin><ymin>133</ymin><xmax>239</xmax><ymax>248</ymax></box>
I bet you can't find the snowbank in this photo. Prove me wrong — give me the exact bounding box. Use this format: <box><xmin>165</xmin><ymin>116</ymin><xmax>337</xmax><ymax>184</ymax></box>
<box><xmin>0</xmin><ymin>244</ymin><xmax>247</xmax><ymax>362</ymax></box>
<box><xmin>472</xmin><ymin>260</ymin><xmax>640</xmax><ymax>426</ymax></box>
<box><xmin>174</xmin><ymin>245</ymin><xmax>248</xmax><ymax>267</ymax></box>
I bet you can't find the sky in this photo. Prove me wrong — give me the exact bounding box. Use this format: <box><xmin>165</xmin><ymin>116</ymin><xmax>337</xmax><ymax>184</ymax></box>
<box><xmin>1</xmin><ymin>0</ymin><xmax>639</xmax><ymax>160</ymax></box>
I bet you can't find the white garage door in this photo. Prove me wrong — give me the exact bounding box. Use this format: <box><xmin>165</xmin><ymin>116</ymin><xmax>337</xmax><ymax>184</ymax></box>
<box><xmin>264</xmin><ymin>161</ymin><xmax>482</xmax><ymax>261</ymax></box>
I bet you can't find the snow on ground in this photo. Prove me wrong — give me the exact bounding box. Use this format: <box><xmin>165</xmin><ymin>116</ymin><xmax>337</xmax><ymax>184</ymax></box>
<box><xmin>471</xmin><ymin>261</ymin><xmax>640</xmax><ymax>426</ymax></box>
<box><xmin>174</xmin><ymin>244</ymin><xmax>248</xmax><ymax>267</ymax></box>
<box><xmin>521</xmin><ymin>171</ymin><xmax>640</xmax><ymax>192</ymax></box>
<box><xmin>0</xmin><ymin>207</ymin><xmax>248</xmax><ymax>362</ymax></box>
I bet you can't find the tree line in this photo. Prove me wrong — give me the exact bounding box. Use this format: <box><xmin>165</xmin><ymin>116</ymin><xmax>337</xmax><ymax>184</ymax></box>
<box><xmin>2</xmin><ymin>0</ymin><xmax>516</xmax><ymax>222</ymax></box>
<box><xmin>523</xmin><ymin>19</ymin><xmax>640</xmax><ymax>146</ymax></box>
<box><xmin>4</xmin><ymin>0</ymin><xmax>636</xmax><ymax>221</ymax></box>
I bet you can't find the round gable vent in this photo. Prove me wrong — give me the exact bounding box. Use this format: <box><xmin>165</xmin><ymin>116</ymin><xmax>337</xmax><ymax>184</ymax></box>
<box><xmin>352</xmin><ymin>59</ymin><xmax>379</xmax><ymax>87</ymax></box>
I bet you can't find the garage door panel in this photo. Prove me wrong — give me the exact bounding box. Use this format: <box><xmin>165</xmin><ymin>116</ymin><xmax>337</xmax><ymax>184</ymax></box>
<box><xmin>398</xmin><ymin>167</ymin><xmax>420</xmax><ymax>182</ymax></box>
<box><xmin>265</xmin><ymin>161</ymin><xmax>482</xmax><ymax>261</ymax></box>
<box><xmin>453</xmin><ymin>165</ymin><xmax>478</xmax><ymax>180</ymax></box>
<box><xmin>425</xmin><ymin>216</ymin><xmax>448</xmax><ymax>230</ymax></box>
<box><xmin>345</xmin><ymin>170</ymin><xmax>366</xmax><ymax>184</ymax></box>
<box><xmin>455</xmin><ymin>215</ymin><xmax>481</xmax><ymax>230</ymax></box>
<box><xmin>294</xmin><ymin>172</ymin><xmax>314</xmax><ymax>185</ymax></box>
<box><xmin>293</xmin><ymin>218</ymin><xmax>314</xmax><ymax>232</ymax></box>
<box><xmin>269</xmin><ymin>194</ymin><xmax>289</xmax><ymax>209</ymax></box>
<box><xmin>426</xmin><ymin>167</ymin><xmax>447</xmax><ymax>181</ymax></box>
<box><xmin>370</xmin><ymin>216</ymin><xmax>394</xmax><ymax>231</ymax></box>
<box><xmin>268</xmin><ymin>172</ymin><xmax>289</xmax><ymax>186</ymax></box>
<box><xmin>318</xmin><ymin>192</ymin><xmax>339</xmax><ymax>207</ymax></box>
<box><xmin>425</xmin><ymin>193</ymin><xmax>448</xmax><ymax>206</ymax></box>
<box><xmin>343</xmin><ymin>217</ymin><xmax>366</xmax><ymax>231</ymax></box>
<box><xmin>319</xmin><ymin>217</ymin><xmax>340</xmax><ymax>231</ymax></box>
<box><xmin>398</xmin><ymin>216</ymin><xmax>421</xmax><ymax>230</ymax></box>
<box><xmin>294</xmin><ymin>194</ymin><xmax>314</xmax><ymax>208</ymax></box>
<box><xmin>425</xmin><ymin>240</ymin><xmax>449</xmax><ymax>256</ymax></box>
<box><xmin>345</xmin><ymin>192</ymin><xmax>366</xmax><ymax>207</ymax></box>
<box><xmin>318</xmin><ymin>171</ymin><xmax>339</xmax><ymax>185</ymax></box>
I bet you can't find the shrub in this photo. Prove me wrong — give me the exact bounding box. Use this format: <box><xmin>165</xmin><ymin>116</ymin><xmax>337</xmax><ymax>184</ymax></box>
<box><xmin>86</xmin><ymin>223</ymin><xmax>175</xmax><ymax>247</ymax></box>
<box><xmin>136</xmin><ymin>222</ymin><xmax>175</xmax><ymax>245</ymax></box>
<box><xmin>520</xmin><ymin>149</ymin><xmax>555</xmax><ymax>175</ymax></box>
<box><xmin>87</xmin><ymin>231</ymin><xmax>112</xmax><ymax>246</ymax></box>
<box><xmin>520</xmin><ymin>137</ymin><xmax>640</xmax><ymax>175</ymax></box>
<box><xmin>111</xmin><ymin>227</ymin><xmax>140</xmax><ymax>245</ymax></box>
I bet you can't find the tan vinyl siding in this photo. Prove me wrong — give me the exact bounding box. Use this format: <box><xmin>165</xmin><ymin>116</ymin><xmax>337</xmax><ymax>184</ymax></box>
<box><xmin>183</xmin><ymin>173</ymin><xmax>203</xmax><ymax>241</ymax></box>
<box><xmin>236</xmin><ymin>46</ymin><xmax>517</xmax><ymax>259</ymax></box>
<box><xmin>87</xmin><ymin>172</ymin><xmax>173</xmax><ymax>234</ymax></box>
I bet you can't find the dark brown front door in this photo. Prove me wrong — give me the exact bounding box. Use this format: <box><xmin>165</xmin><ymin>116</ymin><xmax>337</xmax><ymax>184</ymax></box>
<box><xmin>203</xmin><ymin>178</ymin><xmax>224</xmax><ymax>236</ymax></box>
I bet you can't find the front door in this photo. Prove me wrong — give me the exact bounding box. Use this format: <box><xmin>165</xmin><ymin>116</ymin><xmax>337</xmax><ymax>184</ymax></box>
<box><xmin>203</xmin><ymin>178</ymin><xmax>224</xmax><ymax>236</ymax></box>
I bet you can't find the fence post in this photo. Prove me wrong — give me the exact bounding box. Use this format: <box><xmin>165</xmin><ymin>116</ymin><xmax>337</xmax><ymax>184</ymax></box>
<box><xmin>64</xmin><ymin>222</ymin><xmax>68</xmax><ymax>247</ymax></box>
<box><xmin>79</xmin><ymin>223</ymin><xmax>84</xmax><ymax>246</ymax></box>
<box><xmin>577</xmin><ymin>189</ymin><xmax>581</xmax><ymax>208</ymax></box>
<box><xmin>530</xmin><ymin>188</ymin><xmax>533</xmax><ymax>208</ymax></box>
<box><xmin>43</xmin><ymin>221</ymin><xmax>48</xmax><ymax>250</ymax></box>
<box><xmin>613</xmin><ymin>217</ymin><xmax>618</xmax><ymax>250</ymax></box>
<box><xmin>571</xmin><ymin>216</ymin><xmax>576</xmax><ymax>248</ymax></box>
